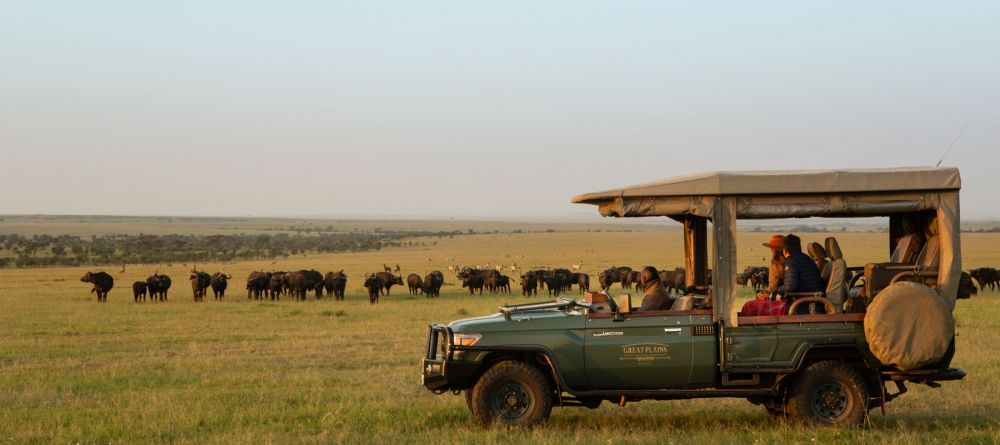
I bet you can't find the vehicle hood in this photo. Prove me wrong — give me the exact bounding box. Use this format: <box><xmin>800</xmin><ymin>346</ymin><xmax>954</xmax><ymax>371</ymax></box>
<box><xmin>448</xmin><ymin>310</ymin><xmax>584</xmax><ymax>333</ymax></box>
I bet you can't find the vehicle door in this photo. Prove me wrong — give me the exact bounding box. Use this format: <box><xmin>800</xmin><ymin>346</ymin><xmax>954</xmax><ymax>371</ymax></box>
<box><xmin>584</xmin><ymin>311</ymin><xmax>715</xmax><ymax>389</ymax></box>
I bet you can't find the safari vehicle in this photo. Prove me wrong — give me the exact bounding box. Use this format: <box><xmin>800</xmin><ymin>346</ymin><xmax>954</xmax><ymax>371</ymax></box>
<box><xmin>421</xmin><ymin>167</ymin><xmax>967</xmax><ymax>427</ymax></box>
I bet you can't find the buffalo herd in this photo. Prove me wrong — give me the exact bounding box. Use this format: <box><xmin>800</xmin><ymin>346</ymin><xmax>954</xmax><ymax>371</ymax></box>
<box><xmin>246</xmin><ymin>270</ymin><xmax>347</xmax><ymax>301</ymax></box>
<box><xmin>78</xmin><ymin>263</ymin><xmax>1000</xmax><ymax>303</ymax></box>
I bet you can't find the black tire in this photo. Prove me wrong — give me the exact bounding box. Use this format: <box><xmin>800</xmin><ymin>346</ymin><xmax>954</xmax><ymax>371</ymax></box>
<box><xmin>468</xmin><ymin>360</ymin><xmax>553</xmax><ymax>428</ymax></box>
<box><xmin>785</xmin><ymin>360</ymin><xmax>869</xmax><ymax>426</ymax></box>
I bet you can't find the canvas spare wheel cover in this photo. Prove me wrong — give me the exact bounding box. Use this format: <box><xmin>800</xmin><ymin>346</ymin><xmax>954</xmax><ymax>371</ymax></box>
<box><xmin>864</xmin><ymin>282</ymin><xmax>955</xmax><ymax>371</ymax></box>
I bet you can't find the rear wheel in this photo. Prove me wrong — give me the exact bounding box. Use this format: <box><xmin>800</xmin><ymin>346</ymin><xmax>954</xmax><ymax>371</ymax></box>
<box><xmin>468</xmin><ymin>360</ymin><xmax>552</xmax><ymax>428</ymax></box>
<box><xmin>785</xmin><ymin>360</ymin><xmax>868</xmax><ymax>426</ymax></box>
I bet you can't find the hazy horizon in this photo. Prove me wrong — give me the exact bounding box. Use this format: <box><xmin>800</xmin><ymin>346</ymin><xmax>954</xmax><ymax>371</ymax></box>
<box><xmin>2</xmin><ymin>2</ymin><xmax>998</xmax><ymax>219</ymax></box>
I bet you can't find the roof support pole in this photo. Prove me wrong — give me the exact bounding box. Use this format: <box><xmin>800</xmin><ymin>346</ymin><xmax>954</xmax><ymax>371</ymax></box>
<box><xmin>684</xmin><ymin>216</ymin><xmax>708</xmax><ymax>288</ymax></box>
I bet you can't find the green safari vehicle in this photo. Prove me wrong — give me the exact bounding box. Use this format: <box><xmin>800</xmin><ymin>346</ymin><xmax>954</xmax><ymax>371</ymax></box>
<box><xmin>421</xmin><ymin>168</ymin><xmax>967</xmax><ymax>427</ymax></box>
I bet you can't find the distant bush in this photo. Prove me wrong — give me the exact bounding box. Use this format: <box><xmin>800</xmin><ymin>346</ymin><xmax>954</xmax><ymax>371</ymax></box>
<box><xmin>0</xmin><ymin>229</ymin><xmax>470</xmax><ymax>269</ymax></box>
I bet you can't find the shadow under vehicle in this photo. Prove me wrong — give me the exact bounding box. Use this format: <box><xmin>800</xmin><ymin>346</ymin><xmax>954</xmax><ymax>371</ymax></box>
<box><xmin>421</xmin><ymin>167</ymin><xmax>967</xmax><ymax>427</ymax></box>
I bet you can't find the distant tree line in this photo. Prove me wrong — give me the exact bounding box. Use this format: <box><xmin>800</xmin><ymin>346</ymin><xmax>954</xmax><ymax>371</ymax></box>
<box><xmin>963</xmin><ymin>227</ymin><xmax>1000</xmax><ymax>233</ymax></box>
<box><xmin>0</xmin><ymin>230</ymin><xmax>467</xmax><ymax>268</ymax></box>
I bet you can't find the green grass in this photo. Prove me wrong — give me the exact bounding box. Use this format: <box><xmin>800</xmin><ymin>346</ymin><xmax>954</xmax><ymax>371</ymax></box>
<box><xmin>0</xmin><ymin>229</ymin><xmax>998</xmax><ymax>444</ymax></box>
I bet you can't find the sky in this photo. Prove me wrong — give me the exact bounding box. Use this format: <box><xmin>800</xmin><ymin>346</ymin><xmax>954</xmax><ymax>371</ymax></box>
<box><xmin>1</xmin><ymin>1</ymin><xmax>998</xmax><ymax>219</ymax></box>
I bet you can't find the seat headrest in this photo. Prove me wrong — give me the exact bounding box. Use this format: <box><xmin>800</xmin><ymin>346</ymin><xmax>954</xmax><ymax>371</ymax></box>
<box><xmin>917</xmin><ymin>235</ymin><xmax>940</xmax><ymax>269</ymax></box>
<box><xmin>807</xmin><ymin>242</ymin><xmax>828</xmax><ymax>261</ymax></box>
<box><xmin>825</xmin><ymin>237</ymin><xmax>843</xmax><ymax>260</ymax></box>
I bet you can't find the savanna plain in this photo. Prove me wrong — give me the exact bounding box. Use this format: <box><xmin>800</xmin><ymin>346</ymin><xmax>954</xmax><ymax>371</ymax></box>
<box><xmin>1</xmin><ymin>218</ymin><xmax>998</xmax><ymax>444</ymax></box>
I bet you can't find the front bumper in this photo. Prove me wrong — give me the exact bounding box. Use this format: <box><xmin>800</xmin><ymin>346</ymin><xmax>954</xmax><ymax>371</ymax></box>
<box><xmin>421</xmin><ymin>324</ymin><xmax>479</xmax><ymax>393</ymax></box>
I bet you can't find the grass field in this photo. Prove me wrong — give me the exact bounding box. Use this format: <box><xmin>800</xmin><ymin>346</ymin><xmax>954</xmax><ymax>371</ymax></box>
<box><xmin>1</xmin><ymin>224</ymin><xmax>999</xmax><ymax>444</ymax></box>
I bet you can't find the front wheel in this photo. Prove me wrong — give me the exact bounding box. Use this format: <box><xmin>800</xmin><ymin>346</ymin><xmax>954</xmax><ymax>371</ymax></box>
<box><xmin>785</xmin><ymin>360</ymin><xmax>869</xmax><ymax>426</ymax></box>
<box><xmin>468</xmin><ymin>360</ymin><xmax>552</xmax><ymax>428</ymax></box>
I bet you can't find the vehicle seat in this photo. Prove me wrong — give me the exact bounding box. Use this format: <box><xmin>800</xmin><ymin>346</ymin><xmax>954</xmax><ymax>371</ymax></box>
<box><xmin>890</xmin><ymin>233</ymin><xmax>923</xmax><ymax>264</ymax></box>
<box><xmin>824</xmin><ymin>237</ymin><xmax>848</xmax><ymax>310</ymax></box>
<box><xmin>916</xmin><ymin>235</ymin><xmax>941</xmax><ymax>270</ymax></box>
<box><xmin>671</xmin><ymin>295</ymin><xmax>695</xmax><ymax>311</ymax></box>
<box><xmin>808</xmin><ymin>242</ymin><xmax>830</xmax><ymax>279</ymax></box>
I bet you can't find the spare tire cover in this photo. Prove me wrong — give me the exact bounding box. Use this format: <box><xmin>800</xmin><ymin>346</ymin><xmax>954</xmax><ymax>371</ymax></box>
<box><xmin>864</xmin><ymin>282</ymin><xmax>955</xmax><ymax>371</ymax></box>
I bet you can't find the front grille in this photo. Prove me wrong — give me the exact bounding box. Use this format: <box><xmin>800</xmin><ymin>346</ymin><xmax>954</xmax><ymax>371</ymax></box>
<box><xmin>693</xmin><ymin>325</ymin><xmax>716</xmax><ymax>336</ymax></box>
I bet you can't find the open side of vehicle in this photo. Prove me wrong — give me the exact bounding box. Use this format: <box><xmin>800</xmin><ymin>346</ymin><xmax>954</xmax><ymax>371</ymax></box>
<box><xmin>422</xmin><ymin>167</ymin><xmax>967</xmax><ymax>427</ymax></box>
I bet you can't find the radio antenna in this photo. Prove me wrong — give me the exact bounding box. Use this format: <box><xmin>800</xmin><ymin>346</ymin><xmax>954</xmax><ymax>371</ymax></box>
<box><xmin>937</xmin><ymin>122</ymin><xmax>971</xmax><ymax>167</ymax></box>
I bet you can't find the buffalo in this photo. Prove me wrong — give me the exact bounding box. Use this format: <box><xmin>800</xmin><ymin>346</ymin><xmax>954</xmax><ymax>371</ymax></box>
<box><xmin>496</xmin><ymin>275</ymin><xmax>511</xmax><ymax>294</ymax></box>
<box><xmin>958</xmin><ymin>271</ymin><xmax>977</xmax><ymax>299</ymax></box>
<box><xmin>190</xmin><ymin>271</ymin><xmax>211</xmax><ymax>302</ymax></box>
<box><xmin>324</xmin><ymin>271</ymin><xmax>347</xmax><ymax>300</ymax></box>
<box><xmin>573</xmin><ymin>273</ymin><xmax>590</xmax><ymax>293</ymax></box>
<box><xmin>462</xmin><ymin>275</ymin><xmax>485</xmax><ymax>295</ymax></box>
<box><xmin>458</xmin><ymin>268</ymin><xmax>502</xmax><ymax>293</ymax></box>
<box><xmin>407</xmin><ymin>273</ymin><xmax>424</xmax><ymax>295</ymax></box>
<box><xmin>658</xmin><ymin>268</ymin><xmax>686</xmax><ymax>294</ymax></box>
<box><xmin>81</xmin><ymin>271</ymin><xmax>113</xmax><ymax>302</ymax></box>
<box><xmin>374</xmin><ymin>272</ymin><xmax>404</xmax><ymax>295</ymax></box>
<box><xmin>520</xmin><ymin>272</ymin><xmax>538</xmax><ymax>297</ymax></box>
<box><xmin>617</xmin><ymin>267</ymin><xmax>634</xmax><ymax>289</ymax></box>
<box><xmin>598</xmin><ymin>269</ymin><xmax>617</xmax><ymax>290</ymax></box>
<box><xmin>210</xmin><ymin>273</ymin><xmax>232</xmax><ymax>300</ymax></box>
<box><xmin>970</xmin><ymin>267</ymin><xmax>999</xmax><ymax>292</ymax></box>
<box><xmin>147</xmin><ymin>273</ymin><xmax>172</xmax><ymax>302</ymax></box>
<box><xmin>268</xmin><ymin>272</ymin><xmax>286</xmax><ymax>300</ymax></box>
<box><xmin>303</xmin><ymin>270</ymin><xmax>325</xmax><ymax>299</ymax></box>
<box><xmin>542</xmin><ymin>272</ymin><xmax>568</xmax><ymax>296</ymax></box>
<box><xmin>132</xmin><ymin>281</ymin><xmax>147</xmax><ymax>302</ymax></box>
<box><xmin>364</xmin><ymin>274</ymin><xmax>382</xmax><ymax>303</ymax></box>
<box><xmin>246</xmin><ymin>271</ymin><xmax>270</xmax><ymax>300</ymax></box>
<box><xmin>423</xmin><ymin>271</ymin><xmax>444</xmax><ymax>298</ymax></box>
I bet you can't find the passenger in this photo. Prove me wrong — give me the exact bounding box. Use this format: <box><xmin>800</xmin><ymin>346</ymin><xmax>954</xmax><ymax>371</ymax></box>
<box><xmin>779</xmin><ymin>234</ymin><xmax>824</xmax><ymax>296</ymax></box>
<box><xmin>762</xmin><ymin>235</ymin><xmax>785</xmax><ymax>294</ymax></box>
<box><xmin>639</xmin><ymin>266</ymin><xmax>673</xmax><ymax>311</ymax></box>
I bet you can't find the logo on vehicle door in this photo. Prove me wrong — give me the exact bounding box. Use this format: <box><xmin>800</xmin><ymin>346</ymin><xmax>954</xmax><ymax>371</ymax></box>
<box><xmin>593</xmin><ymin>331</ymin><xmax>623</xmax><ymax>337</ymax></box>
<box><xmin>620</xmin><ymin>343</ymin><xmax>671</xmax><ymax>362</ymax></box>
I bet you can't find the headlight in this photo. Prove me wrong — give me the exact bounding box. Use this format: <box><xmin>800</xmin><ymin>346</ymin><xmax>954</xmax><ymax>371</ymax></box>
<box><xmin>453</xmin><ymin>333</ymin><xmax>482</xmax><ymax>347</ymax></box>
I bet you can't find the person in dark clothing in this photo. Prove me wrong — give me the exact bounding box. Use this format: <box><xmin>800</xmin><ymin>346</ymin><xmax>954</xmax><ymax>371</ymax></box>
<box><xmin>780</xmin><ymin>234</ymin><xmax>824</xmax><ymax>295</ymax></box>
<box><xmin>639</xmin><ymin>266</ymin><xmax>673</xmax><ymax>311</ymax></box>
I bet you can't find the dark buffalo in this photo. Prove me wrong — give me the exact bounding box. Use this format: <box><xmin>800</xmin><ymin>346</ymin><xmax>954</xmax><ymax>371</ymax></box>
<box><xmin>81</xmin><ymin>271</ymin><xmax>114</xmax><ymax>302</ymax></box>
<box><xmin>496</xmin><ymin>275</ymin><xmax>511</xmax><ymax>294</ymax></box>
<box><xmin>324</xmin><ymin>271</ymin><xmax>347</xmax><ymax>300</ymax></box>
<box><xmin>285</xmin><ymin>271</ymin><xmax>312</xmax><ymax>300</ymax></box>
<box><xmin>190</xmin><ymin>271</ymin><xmax>211</xmax><ymax>302</ymax></box>
<box><xmin>598</xmin><ymin>269</ymin><xmax>616</xmax><ymax>290</ymax></box>
<box><xmin>210</xmin><ymin>273</ymin><xmax>232</xmax><ymax>300</ymax></box>
<box><xmin>462</xmin><ymin>275</ymin><xmax>485</xmax><ymax>295</ymax></box>
<box><xmin>246</xmin><ymin>271</ymin><xmax>270</xmax><ymax>300</ymax></box>
<box><xmin>958</xmin><ymin>271</ymin><xmax>977</xmax><ymax>299</ymax></box>
<box><xmin>457</xmin><ymin>268</ymin><xmax>501</xmax><ymax>293</ymax></box>
<box><xmin>616</xmin><ymin>267</ymin><xmax>634</xmax><ymax>289</ymax></box>
<box><xmin>374</xmin><ymin>272</ymin><xmax>404</xmax><ymax>295</ymax></box>
<box><xmin>573</xmin><ymin>273</ymin><xmax>590</xmax><ymax>293</ymax></box>
<box><xmin>132</xmin><ymin>281</ymin><xmax>147</xmax><ymax>302</ymax></box>
<box><xmin>147</xmin><ymin>274</ymin><xmax>172</xmax><ymax>302</ymax></box>
<box><xmin>303</xmin><ymin>270</ymin><xmax>325</xmax><ymax>299</ymax></box>
<box><xmin>407</xmin><ymin>273</ymin><xmax>424</xmax><ymax>295</ymax></box>
<box><xmin>423</xmin><ymin>271</ymin><xmax>444</xmax><ymax>298</ymax></box>
<box><xmin>520</xmin><ymin>272</ymin><xmax>538</xmax><ymax>297</ymax></box>
<box><xmin>364</xmin><ymin>274</ymin><xmax>382</xmax><ymax>303</ymax></box>
<box><xmin>268</xmin><ymin>272</ymin><xmax>287</xmax><ymax>300</ymax></box>
<box><xmin>542</xmin><ymin>272</ymin><xmax>568</xmax><ymax>296</ymax></box>
<box><xmin>658</xmin><ymin>268</ymin><xmax>686</xmax><ymax>294</ymax></box>
<box><xmin>970</xmin><ymin>267</ymin><xmax>999</xmax><ymax>292</ymax></box>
